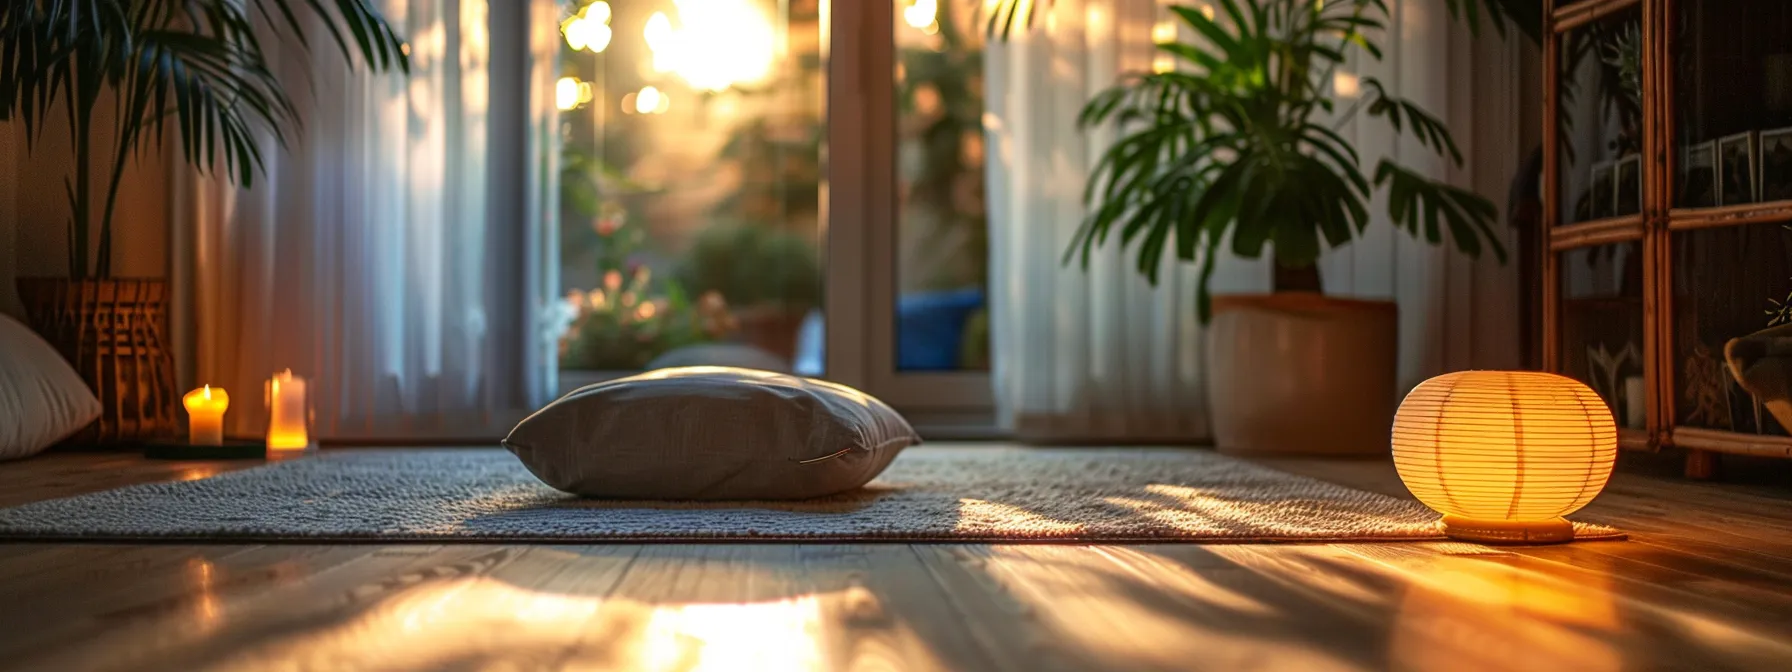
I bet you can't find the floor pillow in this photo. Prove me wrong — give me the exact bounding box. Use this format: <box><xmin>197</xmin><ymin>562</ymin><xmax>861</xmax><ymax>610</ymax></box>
<box><xmin>0</xmin><ymin>313</ymin><xmax>101</xmax><ymax>460</ymax></box>
<box><xmin>504</xmin><ymin>366</ymin><xmax>919</xmax><ymax>500</ymax></box>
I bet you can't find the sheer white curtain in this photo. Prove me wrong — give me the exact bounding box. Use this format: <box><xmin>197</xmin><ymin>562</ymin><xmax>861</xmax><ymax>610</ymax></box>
<box><xmin>986</xmin><ymin>0</ymin><xmax>1269</xmax><ymax>442</ymax></box>
<box><xmin>1311</xmin><ymin>0</ymin><xmax>1531</xmax><ymax>389</ymax></box>
<box><xmin>171</xmin><ymin>0</ymin><xmax>560</xmax><ymax>439</ymax></box>
<box><xmin>985</xmin><ymin>0</ymin><xmax>1532</xmax><ymax>442</ymax></box>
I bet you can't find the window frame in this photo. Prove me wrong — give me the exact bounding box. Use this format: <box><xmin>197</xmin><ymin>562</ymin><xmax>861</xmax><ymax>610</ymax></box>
<box><xmin>825</xmin><ymin>0</ymin><xmax>994</xmax><ymax>415</ymax></box>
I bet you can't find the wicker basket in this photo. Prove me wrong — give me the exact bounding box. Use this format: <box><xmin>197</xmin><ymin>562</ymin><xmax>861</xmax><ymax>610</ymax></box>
<box><xmin>15</xmin><ymin>278</ymin><xmax>179</xmax><ymax>444</ymax></box>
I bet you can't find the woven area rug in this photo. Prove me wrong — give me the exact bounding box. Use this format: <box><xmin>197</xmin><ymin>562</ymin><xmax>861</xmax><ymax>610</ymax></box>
<box><xmin>0</xmin><ymin>448</ymin><xmax>1622</xmax><ymax>542</ymax></box>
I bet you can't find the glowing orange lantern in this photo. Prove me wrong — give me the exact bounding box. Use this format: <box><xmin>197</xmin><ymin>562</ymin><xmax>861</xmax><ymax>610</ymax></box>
<box><xmin>1392</xmin><ymin>371</ymin><xmax>1617</xmax><ymax>543</ymax></box>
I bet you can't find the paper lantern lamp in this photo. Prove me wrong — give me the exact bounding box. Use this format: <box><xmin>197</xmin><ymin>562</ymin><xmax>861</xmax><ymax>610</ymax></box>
<box><xmin>1392</xmin><ymin>371</ymin><xmax>1617</xmax><ymax>543</ymax></box>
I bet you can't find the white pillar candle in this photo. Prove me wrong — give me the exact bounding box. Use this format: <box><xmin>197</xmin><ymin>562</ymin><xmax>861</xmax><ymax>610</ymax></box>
<box><xmin>182</xmin><ymin>385</ymin><xmax>229</xmax><ymax>446</ymax></box>
<box><xmin>266</xmin><ymin>370</ymin><xmax>310</xmax><ymax>450</ymax></box>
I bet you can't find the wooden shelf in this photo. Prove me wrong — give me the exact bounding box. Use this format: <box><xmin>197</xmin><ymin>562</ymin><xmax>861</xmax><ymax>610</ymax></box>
<box><xmin>1553</xmin><ymin>0</ymin><xmax>1641</xmax><ymax>33</ymax></box>
<box><xmin>1545</xmin><ymin>0</ymin><xmax>1792</xmax><ymax>476</ymax></box>
<box><xmin>1672</xmin><ymin>427</ymin><xmax>1792</xmax><ymax>459</ymax></box>
<box><xmin>1618</xmin><ymin>427</ymin><xmax>1652</xmax><ymax>451</ymax></box>
<box><xmin>1550</xmin><ymin>216</ymin><xmax>1646</xmax><ymax>250</ymax></box>
<box><xmin>1667</xmin><ymin>200</ymin><xmax>1792</xmax><ymax>231</ymax></box>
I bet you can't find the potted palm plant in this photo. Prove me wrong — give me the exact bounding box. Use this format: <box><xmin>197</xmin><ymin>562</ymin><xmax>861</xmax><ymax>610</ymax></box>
<box><xmin>0</xmin><ymin>1</ymin><xmax>406</xmax><ymax>441</ymax></box>
<box><xmin>1063</xmin><ymin>0</ymin><xmax>1512</xmax><ymax>455</ymax></box>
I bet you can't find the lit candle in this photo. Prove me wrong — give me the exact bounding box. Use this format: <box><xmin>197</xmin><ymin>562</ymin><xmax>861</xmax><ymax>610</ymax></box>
<box><xmin>182</xmin><ymin>385</ymin><xmax>230</xmax><ymax>446</ymax></box>
<box><xmin>266</xmin><ymin>369</ymin><xmax>310</xmax><ymax>450</ymax></box>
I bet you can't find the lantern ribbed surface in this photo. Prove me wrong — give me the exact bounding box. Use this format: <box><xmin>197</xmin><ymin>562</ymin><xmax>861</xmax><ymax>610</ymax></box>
<box><xmin>1392</xmin><ymin>371</ymin><xmax>1617</xmax><ymax>523</ymax></box>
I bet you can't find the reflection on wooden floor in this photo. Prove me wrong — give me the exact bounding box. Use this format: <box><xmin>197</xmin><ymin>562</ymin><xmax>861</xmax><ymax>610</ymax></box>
<box><xmin>0</xmin><ymin>448</ymin><xmax>1790</xmax><ymax>671</ymax></box>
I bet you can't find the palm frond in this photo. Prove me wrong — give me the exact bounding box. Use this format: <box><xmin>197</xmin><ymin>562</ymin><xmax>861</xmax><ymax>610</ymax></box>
<box><xmin>0</xmin><ymin>0</ymin><xmax>409</xmax><ymax>278</ymax></box>
<box><xmin>1361</xmin><ymin>77</ymin><xmax>1464</xmax><ymax>166</ymax></box>
<box><xmin>1376</xmin><ymin>160</ymin><xmax>1506</xmax><ymax>263</ymax></box>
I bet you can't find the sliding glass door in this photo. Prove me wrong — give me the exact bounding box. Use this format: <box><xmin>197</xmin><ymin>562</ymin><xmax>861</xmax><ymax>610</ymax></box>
<box><xmin>554</xmin><ymin>0</ymin><xmax>827</xmax><ymax>376</ymax></box>
<box><xmin>553</xmin><ymin>0</ymin><xmax>990</xmax><ymax>418</ymax></box>
<box><xmin>861</xmin><ymin>0</ymin><xmax>992</xmax><ymax>412</ymax></box>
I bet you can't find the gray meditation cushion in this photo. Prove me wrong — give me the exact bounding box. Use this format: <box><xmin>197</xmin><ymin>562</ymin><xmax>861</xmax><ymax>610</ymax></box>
<box><xmin>503</xmin><ymin>366</ymin><xmax>919</xmax><ymax>500</ymax></box>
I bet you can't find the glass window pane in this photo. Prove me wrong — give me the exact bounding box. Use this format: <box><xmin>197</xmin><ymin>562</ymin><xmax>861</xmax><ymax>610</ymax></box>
<box><xmin>556</xmin><ymin>0</ymin><xmax>826</xmax><ymax>375</ymax></box>
<box><xmin>894</xmin><ymin>0</ymin><xmax>989</xmax><ymax>372</ymax></box>
<box><xmin>1673</xmin><ymin>223</ymin><xmax>1792</xmax><ymax>436</ymax></box>
<box><xmin>1559</xmin><ymin>243</ymin><xmax>1646</xmax><ymax>430</ymax></box>
<box><xmin>1557</xmin><ymin>7</ymin><xmax>1644</xmax><ymax>224</ymax></box>
<box><xmin>1673</xmin><ymin>0</ymin><xmax>1792</xmax><ymax>208</ymax></box>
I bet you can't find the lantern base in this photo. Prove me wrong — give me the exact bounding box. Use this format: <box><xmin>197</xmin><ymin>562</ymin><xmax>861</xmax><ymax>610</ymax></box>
<box><xmin>1442</xmin><ymin>515</ymin><xmax>1574</xmax><ymax>545</ymax></box>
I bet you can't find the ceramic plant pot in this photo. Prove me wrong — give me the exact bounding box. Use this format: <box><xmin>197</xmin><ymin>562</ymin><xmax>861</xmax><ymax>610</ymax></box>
<box><xmin>1206</xmin><ymin>292</ymin><xmax>1399</xmax><ymax>456</ymax></box>
<box><xmin>732</xmin><ymin>305</ymin><xmax>808</xmax><ymax>366</ymax></box>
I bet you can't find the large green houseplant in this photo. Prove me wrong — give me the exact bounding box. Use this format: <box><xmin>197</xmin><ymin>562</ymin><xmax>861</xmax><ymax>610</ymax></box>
<box><xmin>1070</xmin><ymin>0</ymin><xmax>1508</xmax><ymax>314</ymax></box>
<box><xmin>0</xmin><ymin>1</ymin><xmax>406</xmax><ymax>440</ymax></box>
<box><xmin>993</xmin><ymin>0</ymin><xmax>1526</xmax><ymax>454</ymax></box>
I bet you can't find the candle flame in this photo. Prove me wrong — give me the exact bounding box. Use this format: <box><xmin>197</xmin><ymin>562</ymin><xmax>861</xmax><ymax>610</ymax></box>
<box><xmin>203</xmin><ymin>384</ymin><xmax>213</xmax><ymax>400</ymax></box>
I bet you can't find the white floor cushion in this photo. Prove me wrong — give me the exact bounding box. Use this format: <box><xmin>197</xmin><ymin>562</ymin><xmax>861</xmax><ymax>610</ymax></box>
<box><xmin>0</xmin><ymin>313</ymin><xmax>101</xmax><ymax>460</ymax></box>
<box><xmin>504</xmin><ymin>366</ymin><xmax>920</xmax><ymax>500</ymax></box>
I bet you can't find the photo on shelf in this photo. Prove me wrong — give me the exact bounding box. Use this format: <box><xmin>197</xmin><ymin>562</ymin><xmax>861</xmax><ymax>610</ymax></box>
<box><xmin>1760</xmin><ymin>127</ymin><xmax>1792</xmax><ymax>202</ymax></box>
<box><xmin>1615</xmin><ymin>155</ymin><xmax>1642</xmax><ymax>216</ymax></box>
<box><xmin>1718</xmin><ymin>131</ymin><xmax>1759</xmax><ymax>206</ymax></box>
<box><xmin>1680</xmin><ymin>140</ymin><xmax>1717</xmax><ymax>208</ymax></box>
<box><xmin>1590</xmin><ymin>161</ymin><xmax>1616</xmax><ymax>220</ymax></box>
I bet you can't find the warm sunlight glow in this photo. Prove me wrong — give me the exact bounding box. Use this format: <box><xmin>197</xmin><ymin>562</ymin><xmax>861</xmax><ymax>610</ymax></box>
<box><xmin>556</xmin><ymin>77</ymin><xmax>582</xmax><ymax>110</ymax></box>
<box><xmin>1392</xmin><ymin>371</ymin><xmax>1617</xmax><ymax>543</ymax></box>
<box><xmin>1392</xmin><ymin>557</ymin><xmax>1622</xmax><ymax>671</ymax></box>
<box><xmin>1333</xmin><ymin>70</ymin><xmax>1361</xmax><ymax>98</ymax></box>
<box><xmin>975</xmin><ymin>546</ymin><xmax>1351</xmax><ymax>669</ymax></box>
<box><xmin>192</xmin><ymin>577</ymin><xmax>829</xmax><ymax>671</ymax></box>
<box><xmin>642</xmin><ymin>597</ymin><xmax>826</xmax><ymax>671</ymax></box>
<box><xmin>635</xmin><ymin>85</ymin><xmax>667</xmax><ymax>114</ymax></box>
<box><xmin>644</xmin><ymin>11</ymin><xmax>674</xmax><ymax>52</ymax></box>
<box><xmin>642</xmin><ymin>0</ymin><xmax>777</xmax><ymax>91</ymax></box>
<box><xmin>1152</xmin><ymin>55</ymin><xmax>1175</xmax><ymax>74</ymax></box>
<box><xmin>1152</xmin><ymin>20</ymin><xmax>1177</xmax><ymax>44</ymax></box>
<box><xmin>1200</xmin><ymin>3</ymin><xmax>1216</xmax><ymax>19</ymax></box>
<box><xmin>904</xmin><ymin>0</ymin><xmax>939</xmax><ymax>29</ymax></box>
<box><xmin>956</xmin><ymin>498</ymin><xmax>1086</xmax><ymax>536</ymax></box>
<box><xmin>632</xmin><ymin>366</ymin><xmax>786</xmax><ymax>382</ymax></box>
<box><xmin>563</xmin><ymin>20</ymin><xmax>611</xmax><ymax>53</ymax></box>
<box><xmin>562</xmin><ymin>1</ymin><xmax>613</xmax><ymax>52</ymax></box>
<box><xmin>551</xmin><ymin>61</ymin><xmax>596</xmax><ymax>110</ymax></box>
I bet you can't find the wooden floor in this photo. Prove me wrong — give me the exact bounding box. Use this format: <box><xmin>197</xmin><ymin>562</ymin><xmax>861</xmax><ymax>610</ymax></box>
<box><xmin>2</xmin><ymin>447</ymin><xmax>1791</xmax><ymax>671</ymax></box>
